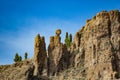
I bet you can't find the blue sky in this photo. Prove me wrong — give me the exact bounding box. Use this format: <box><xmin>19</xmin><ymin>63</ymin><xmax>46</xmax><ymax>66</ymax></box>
<box><xmin>0</xmin><ymin>0</ymin><xmax>120</xmax><ymax>65</ymax></box>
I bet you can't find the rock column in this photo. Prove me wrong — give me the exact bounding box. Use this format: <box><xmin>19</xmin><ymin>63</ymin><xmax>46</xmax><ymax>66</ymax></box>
<box><xmin>33</xmin><ymin>34</ymin><xmax>47</xmax><ymax>76</ymax></box>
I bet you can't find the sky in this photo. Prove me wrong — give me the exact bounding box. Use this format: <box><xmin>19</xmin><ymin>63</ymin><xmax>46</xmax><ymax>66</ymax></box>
<box><xmin>0</xmin><ymin>0</ymin><xmax>120</xmax><ymax>65</ymax></box>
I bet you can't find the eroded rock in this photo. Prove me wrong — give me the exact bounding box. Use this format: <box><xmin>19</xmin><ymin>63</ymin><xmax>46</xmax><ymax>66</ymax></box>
<box><xmin>73</xmin><ymin>10</ymin><xmax>120</xmax><ymax>80</ymax></box>
<box><xmin>48</xmin><ymin>29</ymin><xmax>69</xmax><ymax>76</ymax></box>
<box><xmin>33</xmin><ymin>34</ymin><xmax>47</xmax><ymax>76</ymax></box>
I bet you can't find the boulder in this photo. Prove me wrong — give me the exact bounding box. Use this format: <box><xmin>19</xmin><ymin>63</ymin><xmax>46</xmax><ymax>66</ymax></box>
<box><xmin>55</xmin><ymin>29</ymin><xmax>61</xmax><ymax>36</ymax></box>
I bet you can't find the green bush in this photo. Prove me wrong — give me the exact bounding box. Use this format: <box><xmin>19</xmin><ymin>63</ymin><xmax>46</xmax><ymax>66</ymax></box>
<box><xmin>65</xmin><ymin>32</ymin><xmax>72</xmax><ymax>48</ymax></box>
<box><xmin>14</xmin><ymin>53</ymin><xmax>22</xmax><ymax>62</ymax></box>
<box><xmin>24</xmin><ymin>52</ymin><xmax>28</xmax><ymax>60</ymax></box>
<box><xmin>69</xmin><ymin>34</ymin><xmax>72</xmax><ymax>42</ymax></box>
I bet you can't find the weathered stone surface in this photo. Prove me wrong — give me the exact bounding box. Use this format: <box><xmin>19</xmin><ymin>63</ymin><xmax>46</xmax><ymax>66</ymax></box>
<box><xmin>50</xmin><ymin>36</ymin><xmax>54</xmax><ymax>45</ymax></box>
<box><xmin>0</xmin><ymin>10</ymin><xmax>120</xmax><ymax>80</ymax></box>
<box><xmin>33</xmin><ymin>34</ymin><xmax>47</xmax><ymax>76</ymax></box>
<box><xmin>48</xmin><ymin>29</ymin><xmax>69</xmax><ymax>76</ymax></box>
<box><xmin>0</xmin><ymin>60</ymin><xmax>34</xmax><ymax>80</ymax></box>
<box><xmin>54</xmin><ymin>35</ymin><xmax>61</xmax><ymax>46</ymax></box>
<box><xmin>73</xmin><ymin>10</ymin><xmax>120</xmax><ymax>80</ymax></box>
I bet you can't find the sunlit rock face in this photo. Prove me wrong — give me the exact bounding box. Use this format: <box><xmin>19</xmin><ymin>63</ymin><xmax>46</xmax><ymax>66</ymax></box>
<box><xmin>33</xmin><ymin>34</ymin><xmax>47</xmax><ymax>76</ymax></box>
<box><xmin>73</xmin><ymin>10</ymin><xmax>120</xmax><ymax>80</ymax></box>
<box><xmin>48</xmin><ymin>29</ymin><xmax>69</xmax><ymax>76</ymax></box>
<box><xmin>0</xmin><ymin>10</ymin><xmax>120</xmax><ymax>80</ymax></box>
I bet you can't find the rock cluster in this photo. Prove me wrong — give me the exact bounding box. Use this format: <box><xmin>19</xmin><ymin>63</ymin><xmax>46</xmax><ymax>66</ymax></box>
<box><xmin>25</xmin><ymin>10</ymin><xmax>120</xmax><ymax>80</ymax></box>
<box><xmin>33</xmin><ymin>29</ymin><xmax>69</xmax><ymax>77</ymax></box>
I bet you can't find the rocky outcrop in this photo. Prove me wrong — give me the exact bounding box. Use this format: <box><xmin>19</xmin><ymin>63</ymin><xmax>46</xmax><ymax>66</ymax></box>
<box><xmin>69</xmin><ymin>26</ymin><xmax>85</xmax><ymax>68</ymax></box>
<box><xmin>33</xmin><ymin>34</ymin><xmax>47</xmax><ymax>76</ymax></box>
<box><xmin>73</xmin><ymin>10</ymin><xmax>120</xmax><ymax>80</ymax></box>
<box><xmin>0</xmin><ymin>10</ymin><xmax>120</xmax><ymax>80</ymax></box>
<box><xmin>48</xmin><ymin>29</ymin><xmax>69</xmax><ymax>76</ymax></box>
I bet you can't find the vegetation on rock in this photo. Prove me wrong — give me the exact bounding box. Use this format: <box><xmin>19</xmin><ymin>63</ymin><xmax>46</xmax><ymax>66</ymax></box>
<box><xmin>14</xmin><ymin>53</ymin><xmax>22</xmax><ymax>62</ymax></box>
<box><xmin>24</xmin><ymin>52</ymin><xmax>28</xmax><ymax>60</ymax></box>
<box><xmin>1</xmin><ymin>10</ymin><xmax>120</xmax><ymax>80</ymax></box>
<box><xmin>65</xmin><ymin>32</ymin><xmax>72</xmax><ymax>48</ymax></box>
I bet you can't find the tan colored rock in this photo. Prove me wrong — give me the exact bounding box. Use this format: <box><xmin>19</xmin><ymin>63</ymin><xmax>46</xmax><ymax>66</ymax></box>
<box><xmin>0</xmin><ymin>10</ymin><xmax>120</xmax><ymax>80</ymax></box>
<box><xmin>48</xmin><ymin>30</ymin><xmax>69</xmax><ymax>76</ymax></box>
<box><xmin>48</xmin><ymin>43</ymin><xmax>69</xmax><ymax>76</ymax></box>
<box><xmin>0</xmin><ymin>60</ymin><xmax>34</xmax><ymax>80</ymax></box>
<box><xmin>50</xmin><ymin>36</ymin><xmax>54</xmax><ymax>45</ymax></box>
<box><xmin>73</xmin><ymin>10</ymin><xmax>120</xmax><ymax>80</ymax></box>
<box><xmin>33</xmin><ymin>34</ymin><xmax>47</xmax><ymax>76</ymax></box>
<box><xmin>74</xmin><ymin>32</ymin><xmax>80</xmax><ymax>48</ymax></box>
<box><xmin>54</xmin><ymin>35</ymin><xmax>61</xmax><ymax>46</ymax></box>
<box><xmin>74</xmin><ymin>27</ymin><xmax>85</xmax><ymax>48</ymax></box>
<box><xmin>55</xmin><ymin>29</ymin><xmax>61</xmax><ymax>36</ymax></box>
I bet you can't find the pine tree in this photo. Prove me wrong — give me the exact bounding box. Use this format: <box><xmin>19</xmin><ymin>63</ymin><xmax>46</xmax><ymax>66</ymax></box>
<box><xmin>14</xmin><ymin>53</ymin><xmax>22</xmax><ymax>62</ymax></box>
<box><xmin>14</xmin><ymin>53</ymin><xmax>19</xmax><ymax>62</ymax></box>
<box><xmin>65</xmin><ymin>37</ymin><xmax>70</xmax><ymax>47</ymax></box>
<box><xmin>66</xmin><ymin>32</ymin><xmax>68</xmax><ymax>38</ymax></box>
<box><xmin>69</xmin><ymin>34</ymin><xmax>72</xmax><ymax>43</ymax></box>
<box><xmin>19</xmin><ymin>56</ymin><xmax>22</xmax><ymax>62</ymax></box>
<box><xmin>65</xmin><ymin>32</ymin><xmax>72</xmax><ymax>48</ymax></box>
<box><xmin>24</xmin><ymin>52</ymin><xmax>28</xmax><ymax>60</ymax></box>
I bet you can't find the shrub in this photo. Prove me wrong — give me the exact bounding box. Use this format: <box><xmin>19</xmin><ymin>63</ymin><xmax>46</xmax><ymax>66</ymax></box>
<box><xmin>14</xmin><ymin>53</ymin><xmax>22</xmax><ymax>62</ymax></box>
<box><xmin>24</xmin><ymin>52</ymin><xmax>28</xmax><ymax>60</ymax></box>
<box><xmin>65</xmin><ymin>32</ymin><xmax>72</xmax><ymax>48</ymax></box>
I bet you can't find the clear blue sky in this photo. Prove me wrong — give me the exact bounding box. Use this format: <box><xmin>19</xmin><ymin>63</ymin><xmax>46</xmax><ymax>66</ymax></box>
<box><xmin>0</xmin><ymin>0</ymin><xmax>120</xmax><ymax>65</ymax></box>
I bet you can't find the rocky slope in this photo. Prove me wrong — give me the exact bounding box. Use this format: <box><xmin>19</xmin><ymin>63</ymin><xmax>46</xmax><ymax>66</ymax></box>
<box><xmin>0</xmin><ymin>60</ymin><xmax>34</xmax><ymax>80</ymax></box>
<box><xmin>0</xmin><ymin>10</ymin><xmax>120</xmax><ymax>80</ymax></box>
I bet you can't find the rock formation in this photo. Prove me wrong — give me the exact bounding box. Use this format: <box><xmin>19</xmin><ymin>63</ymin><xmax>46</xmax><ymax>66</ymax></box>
<box><xmin>33</xmin><ymin>34</ymin><xmax>47</xmax><ymax>76</ymax></box>
<box><xmin>73</xmin><ymin>10</ymin><xmax>120</xmax><ymax>80</ymax></box>
<box><xmin>48</xmin><ymin>29</ymin><xmax>69</xmax><ymax>76</ymax></box>
<box><xmin>0</xmin><ymin>10</ymin><xmax>120</xmax><ymax>80</ymax></box>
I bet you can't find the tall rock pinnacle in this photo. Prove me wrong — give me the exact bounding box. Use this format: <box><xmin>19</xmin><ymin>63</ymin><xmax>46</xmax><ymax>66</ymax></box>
<box><xmin>48</xmin><ymin>29</ymin><xmax>69</xmax><ymax>76</ymax></box>
<box><xmin>33</xmin><ymin>34</ymin><xmax>47</xmax><ymax>76</ymax></box>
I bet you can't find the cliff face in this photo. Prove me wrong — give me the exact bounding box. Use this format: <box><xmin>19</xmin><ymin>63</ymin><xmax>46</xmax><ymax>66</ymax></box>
<box><xmin>0</xmin><ymin>10</ymin><xmax>120</xmax><ymax>80</ymax></box>
<box><xmin>73</xmin><ymin>10</ymin><xmax>120</xmax><ymax>80</ymax></box>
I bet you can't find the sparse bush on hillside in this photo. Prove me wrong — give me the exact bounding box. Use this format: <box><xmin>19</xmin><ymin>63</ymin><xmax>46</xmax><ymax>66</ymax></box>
<box><xmin>69</xmin><ymin>34</ymin><xmax>72</xmax><ymax>42</ymax></box>
<box><xmin>14</xmin><ymin>53</ymin><xmax>22</xmax><ymax>62</ymax></box>
<box><xmin>24</xmin><ymin>52</ymin><xmax>28</xmax><ymax>60</ymax></box>
<box><xmin>19</xmin><ymin>56</ymin><xmax>22</xmax><ymax>61</ymax></box>
<box><xmin>65</xmin><ymin>32</ymin><xmax>73</xmax><ymax>48</ymax></box>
